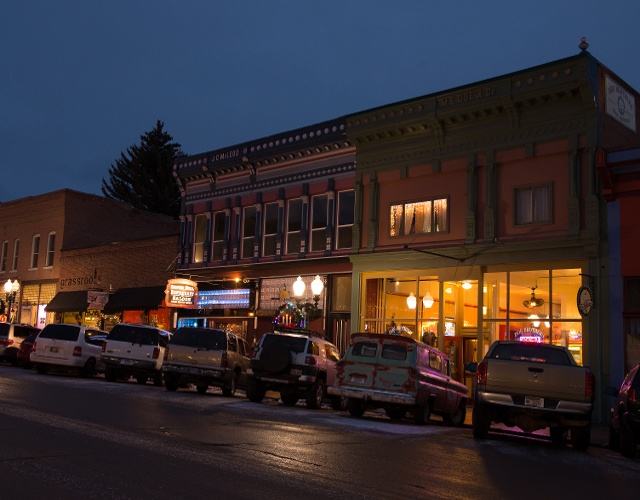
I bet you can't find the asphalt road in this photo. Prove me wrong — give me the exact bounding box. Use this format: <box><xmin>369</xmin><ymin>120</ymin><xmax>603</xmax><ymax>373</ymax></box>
<box><xmin>0</xmin><ymin>364</ymin><xmax>637</xmax><ymax>499</ymax></box>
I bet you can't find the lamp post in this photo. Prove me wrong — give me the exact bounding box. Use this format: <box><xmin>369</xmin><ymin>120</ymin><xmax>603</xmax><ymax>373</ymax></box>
<box><xmin>4</xmin><ymin>279</ymin><xmax>19</xmax><ymax>323</ymax></box>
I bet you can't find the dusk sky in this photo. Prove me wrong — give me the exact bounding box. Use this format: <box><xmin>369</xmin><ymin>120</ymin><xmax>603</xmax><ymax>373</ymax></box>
<box><xmin>3</xmin><ymin>1</ymin><xmax>640</xmax><ymax>203</ymax></box>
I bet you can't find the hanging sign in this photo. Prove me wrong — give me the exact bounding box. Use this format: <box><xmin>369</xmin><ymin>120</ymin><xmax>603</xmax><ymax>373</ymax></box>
<box><xmin>165</xmin><ymin>279</ymin><xmax>198</xmax><ymax>308</ymax></box>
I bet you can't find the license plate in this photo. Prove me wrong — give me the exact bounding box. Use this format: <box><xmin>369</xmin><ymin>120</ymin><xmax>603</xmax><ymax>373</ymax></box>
<box><xmin>349</xmin><ymin>375</ymin><xmax>366</xmax><ymax>384</ymax></box>
<box><xmin>49</xmin><ymin>347</ymin><xmax>59</xmax><ymax>353</ymax></box>
<box><xmin>120</xmin><ymin>359</ymin><xmax>134</xmax><ymax>365</ymax></box>
<box><xmin>290</xmin><ymin>368</ymin><xmax>302</xmax><ymax>376</ymax></box>
<box><xmin>525</xmin><ymin>396</ymin><xmax>544</xmax><ymax>407</ymax></box>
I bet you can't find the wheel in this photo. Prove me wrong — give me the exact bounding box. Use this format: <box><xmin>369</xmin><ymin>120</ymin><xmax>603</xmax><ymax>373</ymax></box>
<box><xmin>246</xmin><ymin>380</ymin><xmax>266</xmax><ymax>403</ymax></box>
<box><xmin>570</xmin><ymin>424</ymin><xmax>591</xmax><ymax>451</ymax></box>
<box><xmin>609</xmin><ymin>422</ymin><xmax>620</xmax><ymax>451</ymax></box>
<box><xmin>619</xmin><ymin>421</ymin><xmax>637</xmax><ymax>458</ymax></box>
<box><xmin>81</xmin><ymin>358</ymin><xmax>96</xmax><ymax>378</ymax></box>
<box><xmin>281</xmin><ymin>392</ymin><xmax>299</xmax><ymax>406</ymax></box>
<box><xmin>330</xmin><ymin>396</ymin><xmax>348</xmax><ymax>411</ymax></box>
<box><xmin>164</xmin><ymin>375</ymin><xmax>179</xmax><ymax>392</ymax></box>
<box><xmin>36</xmin><ymin>364</ymin><xmax>48</xmax><ymax>375</ymax></box>
<box><xmin>550</xmin><ymin>426</ymin><xmax>568</xmax><ymax>445</ymax></box>
<box><xmin>385</xmin><ymin>408</ymin><xmax>406</xmax><ymax>421</ymax></box>
<box><xmin>136</xmin><ymin>375</ymin><xmax>148</xmax><ymax>385</ymax></box>
<box><xmin>222</xmin><ymin>372</ymin><xmax>237</xmax><ymax>397</ymax></box>
<box><xmin>348</xmin><ymin>398</ymin><xmax>366</xmax><ymax>417</ymax></box>
<box><xmin>196</xmin><ymin>384</ymin><xmax>208</xmax><ymax>395</ymax></box>
<box><xmin>472</xmin><ymin>405</ymin><xmax>491</xmax><ymax>438</ymax></box>
<box><xmin>305</xmin><ymin>379</ymin><xmax>325</xmax><ymax>409</ymax></box>
<box><xmin>105</xmin><ymin>368</ymin><xmax>118</xmax><ymax>382</ymax></box>
<box><xmin>414</xmin><ymin>401</ymin><xmax>431</xmax><ymax>425</ymax></box>
<box><xmin>261</xmin><ymin>344</ymin><xmax>291</xmax><ymax>374</ymax></box>
<box><xmin>443</xmin><ymin>402</ymin><xmax>467</xmax><ymax>427</ymax></box>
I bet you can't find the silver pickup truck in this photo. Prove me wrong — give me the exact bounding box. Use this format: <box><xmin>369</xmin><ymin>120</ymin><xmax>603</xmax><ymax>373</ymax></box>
<box><xmin>467</xmin><ymin>340</ymin><xmax>595</xmax><ymax>450</ymax></box>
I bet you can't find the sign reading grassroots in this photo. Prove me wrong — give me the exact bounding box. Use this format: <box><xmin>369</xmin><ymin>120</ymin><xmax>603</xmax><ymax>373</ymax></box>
<box><xmin>165</xmin><ymin>278</ymin><xmax>198</xmax><ymax>308</ymax></box>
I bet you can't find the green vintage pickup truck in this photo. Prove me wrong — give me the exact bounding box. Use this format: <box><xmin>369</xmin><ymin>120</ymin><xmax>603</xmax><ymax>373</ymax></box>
<box><xmin>467</xmin><ymin>340</ymin><xmax>595</xmax><ymax>450</ymax></box>
<box><xmin>327</xmin><ymin>333</ymin><xmax>469</xmax><ymax>425</ymax></box>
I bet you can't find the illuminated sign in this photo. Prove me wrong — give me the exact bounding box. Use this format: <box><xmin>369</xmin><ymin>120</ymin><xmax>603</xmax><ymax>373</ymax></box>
<box><xmin>165</xmin><ymin>279</ymin><xmax>198</xmax><ymax>308</ymax></box>
<box><xmin>197</xmin><ymin>289</ymin><xmax>250</xmax><ymax>309</ymax></box>
<box><xmin>515</xmin><ymin>327</ymin><xmax>544</xmax><ymax>343</ymax></box>
<box><xmin>87</xmin><ymin>291</ymin><xmax>109</xmax><ymax>311</ymax></box>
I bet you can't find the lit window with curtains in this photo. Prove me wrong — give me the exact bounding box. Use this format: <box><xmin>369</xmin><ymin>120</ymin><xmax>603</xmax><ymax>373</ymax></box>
<box><xmin>242</xmin><ymin>206</ymin><xmax>257</xmax><ymax>259</ymax></box>
<box><xmin>45</xmin><ymin>232</ymin><xmax>56</xmax><ymax>267</ymax></box>
<box><xmin>515</xmin><ymin>184</ymin><xmax>552</xmax><ymax>225</ymax></box>
<box><xmin>1</xmin><ymin>241</ymin><xmax>7</xmax><ymax>272</ymax></box>
<box><xmin>311</xmin><ymin>194</ymin><xmax>328</xmax><ymax>252</ymax></box>
<box><xmin>389</xmin><ymin>197</ymin><xmax>448</xmax><ymax>237</ymax></box>
<box><xmin>193</xmin><ymin>214</ymin><xmax>207</xmax><ymax>263</ymax></box>
<box><xmin>336</xmin><ymin>190</ymin><xmax>355</xmax><ymax>249</ymax></box>
<box><xmin>263</xmin><ymin>202</ymin><xmax>278</xmax><ymax>257</ymax></box>
<box><xmin>211</xmin><ymin>211</ymin><xmax>226</xmax><ymax>261</ymax></box>
<box><xmin>30</xmin><ymin>234</ymin><xmax>40</xmax><ymax>268</ymax></box>
<box><xmin>286</xmin><ymin>198</ymin><xmax>302</xmax><ymax>255</ymax></box>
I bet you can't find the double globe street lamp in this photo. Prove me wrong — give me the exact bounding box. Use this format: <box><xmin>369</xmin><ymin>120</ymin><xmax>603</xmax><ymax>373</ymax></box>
<box><xmin>4</xmin><ymin>279</ymin><xmax>20</xmax><ymax>323</ymax></box>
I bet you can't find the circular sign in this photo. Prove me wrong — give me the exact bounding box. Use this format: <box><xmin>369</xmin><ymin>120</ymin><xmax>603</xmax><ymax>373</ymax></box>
<box><xmin>577</xmin><ymin>285</ymin><xmax>594</xmax><ymax>317</ymax></box>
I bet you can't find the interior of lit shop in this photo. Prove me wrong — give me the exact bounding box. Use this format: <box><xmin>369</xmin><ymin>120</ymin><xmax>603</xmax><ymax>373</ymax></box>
<box><xmin>360</xmin><ymin>266</ymin><xmax>585</xmax><ymax>393</ymax></box>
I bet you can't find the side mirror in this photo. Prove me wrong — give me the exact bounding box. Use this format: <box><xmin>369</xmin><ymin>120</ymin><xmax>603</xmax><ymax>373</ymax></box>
<box><xmin>465</xmin><ymin>362</ymin><xmax>478</xmax><ymax>373</ymax></box>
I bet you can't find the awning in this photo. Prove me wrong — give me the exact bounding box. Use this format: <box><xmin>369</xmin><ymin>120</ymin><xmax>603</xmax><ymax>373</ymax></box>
<box><xmin>45</xmin><ymin>291</ymin><xmax>90</xmax><ymax>312</ymax></box>
<box><xmin>103</xmin><ymin>286</ymin><xmax>166</xmax><ymax>314</ymax></box>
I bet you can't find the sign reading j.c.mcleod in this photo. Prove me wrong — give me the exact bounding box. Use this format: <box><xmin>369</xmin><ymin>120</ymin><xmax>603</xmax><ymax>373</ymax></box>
<box><xmin>165</xmin><ymin>278</ymin><xmax>198</xmax><ymax>308</ymax></box>
<box><xmin>605</xmin><ymin>75</ymin><xmax>636</xmax><ymax>132</ymax></box>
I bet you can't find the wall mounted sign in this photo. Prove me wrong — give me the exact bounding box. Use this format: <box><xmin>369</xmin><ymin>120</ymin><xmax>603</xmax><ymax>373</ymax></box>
<box><xmin>165</xmin><ymin>278</ymin><xmax>198</xmax><ymax>308</ymax></box>
<box><xmin>605</xmin><ymin>75</ymin><xmax>636</xmax><ymax>132</ymax></box>
<box><xmin>577</xmin><ymin>285</ymin><xmax>594</xmax><ymax>318</ymax></box>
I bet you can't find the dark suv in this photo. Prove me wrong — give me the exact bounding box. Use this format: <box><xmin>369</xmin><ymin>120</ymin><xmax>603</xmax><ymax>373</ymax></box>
<box><xmin>247</xmin><ymin>327</ymin><xmax>344</xmax><ymax>410</ymax></box>
<box><xmin>607</xmin><ymin>362</ymin><xmax>640</xmax><ymax>458</ymax></box>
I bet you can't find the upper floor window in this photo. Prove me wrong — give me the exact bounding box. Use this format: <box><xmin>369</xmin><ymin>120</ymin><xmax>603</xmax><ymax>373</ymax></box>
<box><xmin>336</xmin><ymin>190</ymin><xmax>355</xmax><ymax>249</ymax></box>
<box><xmin>241</xmin><ymin>206</ymin><xmax>257</xmax><ymax>259</ymax></box>
<box><xmin>515</xmin><ymin>184</ymin><xmax>552</xmax><ymax>225</ymax></box>
<box><xmin>212</xmin><ymin>211</ymin><xmax>226</xmax><ymax>261</ymax></box>
<box><xmin>390</xmin><ymin>197</ymin><xmax>448</xmax><ymax>237</ymax></box>
<box><xmin>11</xmin><ymin>239</ymin><xmax>19</xmax><ymax>271</ymax></box>
<box><xmin>0</xmin><ymin>241</ymin><xmax>7</xmax><ymax>272</ymax></box>
<box><xmin>310</xmin><ymin>194</ymin><xmax>328</xmax><ymax>252</ymax></box>
<box><xmin>30</xmin><ymin>235</ymin><xmax>40</xmax><ymax>269</ymax></box>
<box><xmin>193</xmin><ymin>214</ymin><xmax>207</xmax><ymax>263</ymax></box>
<box><xmin>45</xmin><ymin>232</ymin><xmax>56</xmax><ymax>267</ymax></box>
<box><xmin>286</xmin><ymin>198</ymin><xmax>303</xmax><ymax>255</ymax></box>
<box><xmin>263</xmin><ymin>202</ymin><xmax>278</xmax><ymax>257</ymax></box>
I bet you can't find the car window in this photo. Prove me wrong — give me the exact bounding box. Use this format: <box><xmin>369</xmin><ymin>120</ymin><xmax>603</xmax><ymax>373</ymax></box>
<box><xmin>381</xmin><ymin>344</ymin><xmax>407</xmax><ymax>361</ymax></box>
<box><xmin>23</xmin><ymin>333</ymin><xmax>38</xmax><ymax>344</ymax></box>
<box><xmin>38</xmin><ymin>324</ymin><xmax>81</xmax><ymax>341</ymax></box>
<box><xmin>14</xmin><ymin>326</ymin><xmax>37</xmax><ymax>339</ymax></box>
<box><xmin>490</xmin><ymin>343</ymin><xmax>574</xmax><ymax>365</ymax></box>
<box><xmin>307</xmin><ymin>341</ymin><xmax>319</xmax><ymax>356</ymax></box>
<box><xmin>352</xmin><ymin>342</ymin><xmax>377</xmax><ymax>358</ymax></box>
<box><xmin>107</xmin><ymin>325</ymin><xmax>138</xmax><ymax>343</ymax></box>
<box><xmin>261</xmin><ymin>334</ymin><xmax>307</xmax><ymax>353</ymax></box>
<box><xmin>228</xmin><ymin>335</ymin><xmax>237</xmax><ymax>352</ymax></box>
<box><xmin>170</xmin><ymin>328</ymin><xmax>226</xmax><ymax>350</ymax></box>
<box><xmin>0</xmin><ymin>323</ymin><xmax>11</xmax><ymax>336</ymax></box>
<box><xmin>325</xmin><ymin>344</ymin><xmax>341</xmax><ymax>363</ymax></box>
<box><xmin>429</xmin><ymin>351</ymin><xmax>443</xmax><ymax>372</ymax></box>
<box><xmin>85</xmin><ymin>330</ymin><xmax>107</xmax><ymax>346</ymax></box>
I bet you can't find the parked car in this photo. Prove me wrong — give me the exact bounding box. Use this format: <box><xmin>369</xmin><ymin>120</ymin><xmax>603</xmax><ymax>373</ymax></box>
<box><xmin>247</xmin><ymin>327</ymin><xmax>345</xmax><ymax>409</ymax></box>
<box><xmin>16</xmin><ymin>331</ymin><xmax>39</xmax><ymax>368</ymax></box>
<box><xmin>606</xmin><ymin>362</ymin><xmax>640</xmax><ymax>458</ymax></box>
<box><xmin>31</xmin><ymin>323</ymin><xmax>108</xmax><ymax>377</ymax></box>
<box><xmin>162</xmin><ymin>327</ymin><xmax>250</xmax><ymax>396</ymax></box>
<box><xmin>327</xmin><ymin>333</ymin><xmax>468</xmax><ymax>425</ymax></box>
<box><xmin>0</xmin><ymin>322</ymin><xmax>41</xmax><ymax>365</ymax></box>
<box><xmin>101</xmin><ymin>323</ymin><xmax>171</xmax><ymax>386</ymax></box>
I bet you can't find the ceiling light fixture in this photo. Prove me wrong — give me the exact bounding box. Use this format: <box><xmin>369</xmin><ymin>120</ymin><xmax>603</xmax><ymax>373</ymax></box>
<box><xmin>524</xmin><ymin>287</ymin><xmax>545</xmax><ymax>308</ymax></box>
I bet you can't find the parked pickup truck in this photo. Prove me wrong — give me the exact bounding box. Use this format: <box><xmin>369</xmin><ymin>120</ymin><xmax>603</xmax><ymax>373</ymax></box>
<box><xmin>467</xmin><ymin>340</ymin><xmax>595</xmax><ymax>450</ymax></box>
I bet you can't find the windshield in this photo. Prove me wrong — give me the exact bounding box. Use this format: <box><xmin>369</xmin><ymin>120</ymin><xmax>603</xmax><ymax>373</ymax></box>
<box><xmin>38</xmin><ymin>324</ymin><xmax>80</xmax><ymax>341</ymax></box>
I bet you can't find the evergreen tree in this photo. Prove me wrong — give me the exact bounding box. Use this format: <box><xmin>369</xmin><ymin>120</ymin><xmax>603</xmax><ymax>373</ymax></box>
<box><xmin>101</xmin><ymin>120</ymin><xmax>184</xmax><ymax>217</ymax></box>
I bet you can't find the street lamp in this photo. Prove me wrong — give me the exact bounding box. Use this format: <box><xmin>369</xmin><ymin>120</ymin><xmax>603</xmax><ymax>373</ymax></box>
<box><xmin>4</xmin><ymin>279</ymin><xmax>19</xmax><ymax>323</ymax></box>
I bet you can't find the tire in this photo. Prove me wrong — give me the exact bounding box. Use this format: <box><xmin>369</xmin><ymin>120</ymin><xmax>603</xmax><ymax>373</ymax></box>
<box><xmin>472</xmin><ymin>405</ymin><xmax>491</xmax><ymax>439</ymax></box>
<box><xmin>305</xmin><ymin>379</ymin><xmax>325</xmax><ymax>409</ymax></box>
<box><xmin>385</xmin><ymin>408</ymin><xmax>406</xmax><ymax>421</ymax></box>
<box><xmin>619</xmin><ymin>421</ymin><xmax>637</xmax><ymax>458</ymax></box>
<box><xmin>196</xmin><ymin>384</ymin><xmax>208</xmax><ymax>395</ymax></box>
<box><xmin>222</xmin><ymin>372</ymin><xmax>237</xmax><ymax>397</ymax></box>
<box><xmin>105</xmin><ymin>367</ymin><xmax>118</xmax><ymax>382</ymax></box>
<box><xmin>414</xmin><ymin>401</ymin><xmax>431</xmax><ymax>425</ymax></box>
<box><xmin>348</xmin><ymin>398</ymin><xmax>366</xmax><ymax>417</ymax></box>
<box><xmin>330</xmin><ymin>396</ymin><xmax>348</xmax><ymax>411</ymax></box>
<box><xmin>261</xmin><ymin>344</ymin><xmax>291</xmax><ymax>374</ymax></box>
<box><xmin>550</xmin><ymin>426</ymin><xmax>568</xmax><ymax>445</ymax></box>
<box><xmin>570</xmin><ymin>424</ymin><xmax>591</xmax><ymax>451</ymax></box>
<box><xmin>246</xmin><ymin>380</ymin><xmax>266</xmax><ymax>403</ymax></box>
<box><xmin>136</xmin><ymin>375</ymin><xmax>148</xmax><ymax>385</ymax></box>
<box><xmin>164</xmin><ymin>375</ymin><xmax>179</xmax><ymax>392</ymax></box>
<box><xmin>609</xmin><ymin>422</ymin><xmax>620</xmax><ymax>451</ymax></box>
<box><xmin>36</xmin><ymin>364</ymin><xmax>48</xmax><ymax>375</ymax></box>
<box><xmin>443</xmin><ymin>402</ymin><xmax>466</xmax><ymax>427</ymax></box>
<box><xmin>281</xmin><ymin>392</ymin><xmax>299</xmax><ymax>406</ymax></box>
<box><xmin>81</xmin><ymin>358</ymin><xmax>96</xmax><ymax>378</ymax></box>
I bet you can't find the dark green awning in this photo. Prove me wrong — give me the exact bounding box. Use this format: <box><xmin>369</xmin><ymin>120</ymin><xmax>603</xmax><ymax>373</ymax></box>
<box><xmin>103</xmin><ymin>286</ymin><xmax>166</xmax><ymax>313</ymax></box>
<box><xmin>45</xmin><ymin>291</ymin><xmax>90</xmax><ymax>312</ymax></box>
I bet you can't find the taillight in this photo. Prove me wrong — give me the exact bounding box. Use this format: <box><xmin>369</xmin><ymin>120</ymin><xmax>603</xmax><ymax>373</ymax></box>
<box><xmin>101</xmin><ymin>342</ymin><xmax>106</xmax><ymax>353</ymax></box>
<box><xmin>163</xmin><ymin>347</ymin><xmax>169</xmax><ymax>361</ymax></box>
<box><xmin>305</xmin><ymin>356</ymin><xmax>317</xmax><ymax>365</ymax></box>
<box><xmin>585</xmin><ymin>372</ymin><xmax>595</xmax><ymax>400</ymax></box>
<box><xmin>477</xmin><ymin>361</ymin><xmax>488</xmax><ymax>388</ymax></box>
<box><xmin>152</xmin><ymin>347</ymin><xmax>160</xmax><ymax>360</ymax></box>
<box><xmin>628</xmin><ymin>387</ymin><xmax>637</xmax><ymax>403</ymax></box>
<box><xmin>221</xmin><ymin>353</ymin><xmax>228</xmax><ymax>368</ymax></box>
<box><xmin>73</xmin><ymin>346</ymin><xmax>82</xmax><ymax>357</ymax></box>
<box><xmin>32</xmin><ymin>341</ymin><xmax>37</xmax><ymax>352</ymax></box>
<box><xmin>0</xmin><ymin>339</ymin><xmax>14</xmax><ymax>346</ymax></box>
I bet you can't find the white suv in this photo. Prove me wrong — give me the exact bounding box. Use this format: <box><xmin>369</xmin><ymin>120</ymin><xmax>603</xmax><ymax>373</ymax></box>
<box><xmin>247</xmin><ymin>327</ymin><xmax>345</xmax><ymax>410</ymax></box>
<box><xmin>31</xmin><ymin>323</ymin><xmax>108</xmax><ymax>377</ymax></box>
<box><xmin>101</xmin><ymin>323</ymin><xmax>172</xmax><ymax>386</ymax></box>
<box><xmin>0</xmin><ymin>322</ymin><xmax>41</xmax><ymax>366</ymax></box>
